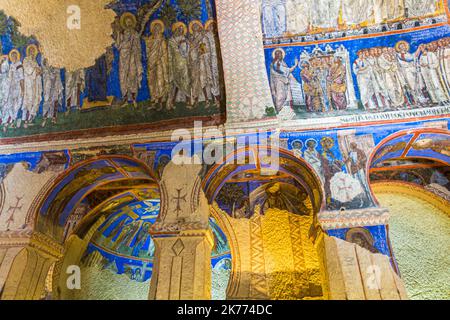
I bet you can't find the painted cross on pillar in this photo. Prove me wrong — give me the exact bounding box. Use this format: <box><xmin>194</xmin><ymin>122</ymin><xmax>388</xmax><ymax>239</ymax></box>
<box><xmin>5</xmin><ymin>196</ymin><xmax>23</xmax><ymax>230</ymax></box>
<box><xmin>173</xmin><ymin>189</ymin><xmax>187</xmax><ymax>217</ymax></box>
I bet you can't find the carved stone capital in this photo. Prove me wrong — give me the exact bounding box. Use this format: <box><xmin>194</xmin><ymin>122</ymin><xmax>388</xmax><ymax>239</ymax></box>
<box><xmin>0</xmin><ymin>231</ymin><xmax>63</xmax><ymax>260</ymax></box>
<box><xmin>29</xmin><ymin>232</ymin><xmax>64</xmax><ymax>259</ymax></box>
<box><xmin>150</xmin><ymin>221</ymin><xmax>210</xmax><ymax>235</ymax></box>
<box><xmin>318</xmin><ymin>207</ymin><xmax>390</xmax><ymax>230</ymax></box>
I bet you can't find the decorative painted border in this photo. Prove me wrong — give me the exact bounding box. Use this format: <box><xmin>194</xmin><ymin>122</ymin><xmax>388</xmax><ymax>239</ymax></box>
<box><xmin>319</xmin><ymin>207</ymin><xmax>390</xmax><ymax>230</ymax></box>
<box><xmin>0</xmin><ymin>114</ymin><xmax>225</xmax><ymax>146</ymax></box>
<box><xmin>263</xmin><ymin>0</ymin><xmax>450</xmax><ymax>47</ymax></box>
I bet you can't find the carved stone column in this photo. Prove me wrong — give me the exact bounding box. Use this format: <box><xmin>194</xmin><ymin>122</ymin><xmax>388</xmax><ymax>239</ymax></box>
<box><xmin>0</xmin><ymin>232</ymin><xmax>63</xmax><ymax>300</ymax></box>
<box><xmin>148</xmin><ymin>156</ymin><xmax>213</xmax><ymax>300</ymax></box>
<box><xmin>215</xmin><ymin>0</ymin><xmax>275</xmax><ymax>123</ymax></box>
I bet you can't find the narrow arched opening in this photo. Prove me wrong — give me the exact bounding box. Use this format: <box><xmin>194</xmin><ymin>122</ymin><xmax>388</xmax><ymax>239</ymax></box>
<box><xmin>203</xmin><ymin>146</ymin><xmax>326</xmax><ymax>300</ymax></box>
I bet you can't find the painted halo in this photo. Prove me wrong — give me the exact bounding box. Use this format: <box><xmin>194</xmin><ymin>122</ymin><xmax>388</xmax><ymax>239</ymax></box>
<box><xmin>291</xmin><ymin>139</ymin><xmax>304</xmax><ymax>150</ymax></box>
<box><xmin>395</xmin><ymin>40</ymin><xmax>410</xmax><ymax>52</ymax></box>
<box><xmin>320</xmin><ymin>137</ymin><xmax>334</xmax><ymax>148</ymax></box>
<box><xmin>120</xmin><ymin>12</ymin><xmax>137</xmax><ymax>30</ymax></box>
<box><xmin>150</xmin><ymin>19</ymin><xmax>165</xmax><ymax>34</ymax></box>
<box><xmin>189</xmin><ymin>20</ymin><xmax>204</xmax><ymax>34</ymax></box>
<box><xmin>205</xmin><ymin>19</ymin><xmax>216</xmax><ymax>31</ymax></box>
<box><xmin>345</xmin><ymin>228</ymin><xmax>375</xmax><ymax>246</ymax></box>
<box><xmin>272</xmin><ymin>48</ymin><xmax>286</xmax><ymax>60</ymax></box>
<box><xmin>26</xmin><ymin>44</ymin><xmax>39</xmax><ymax>58</ymax></box>
<box><xmin>305</xmin><ymin>138</ymin><xmax>318</xmax><ymax>148</ymax></box>
<box><xmin>172</xmin><ymin>21</ymin><xmax>187</xmax><ymax>35</ymax></box>
<box><xmin>8</xmin><ymin>49</ymin><xmax>21</xmax><ymax>62</ymax></box>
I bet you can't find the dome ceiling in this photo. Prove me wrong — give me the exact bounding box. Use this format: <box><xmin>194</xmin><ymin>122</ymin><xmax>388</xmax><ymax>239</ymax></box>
<box><xmin>85</xmin><ymin>198</ymin><xmax>231</xmax><ymax>282</ymax></box>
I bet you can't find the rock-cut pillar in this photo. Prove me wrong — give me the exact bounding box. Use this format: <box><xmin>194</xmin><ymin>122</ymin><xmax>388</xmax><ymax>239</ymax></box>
<box><xmin>148</xmin><ymin>156</ymin><xmax>213</xmax><ymax>300</ymax></box>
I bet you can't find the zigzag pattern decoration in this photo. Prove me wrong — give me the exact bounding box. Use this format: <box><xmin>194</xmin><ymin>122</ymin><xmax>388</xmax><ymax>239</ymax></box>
<box><xmin>249</xmin><ymin>214</ymin><xmax>269</xmax><ymax>299</ymax></box>
<box><xmin>288</xmin><ymin>214</ymin><xmax>310</xmax><ymax>298</ymax></box>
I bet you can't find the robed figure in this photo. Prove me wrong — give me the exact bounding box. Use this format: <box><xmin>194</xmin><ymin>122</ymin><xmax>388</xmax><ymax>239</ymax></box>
<box><xmin>2</xmin><ymin>50</ymin><xmax>24</xmax><ymax>131</ymax></box>
<box><xmin>269</xmin><ymin>48</ymin><xmax>298</xmax><ymax>113</ymax></box>
<box><xmin>0</xmin><ymin>55</ymin><xmax>10</xmax><ymax>121</ymax></box>
<box><xmin>116</xmin><ymin>12</ymin><xmax>143</xmax><ymax>108</ymax></box>
<box><xmin>205</xmin><ymin>20</ymin><xmax>221</xmax><ymax>104</ymax></box>
<box><xmin>168</xmin><ymin>22</ymin><xmax>191</xmax><ymax>109</ymax></box>
<box><xmin>22</xmin><ymin>44</ymin><xmax>42</xmax><ymax>126</ymax></box>
<box><xmin>42</xmin><ymin>58</ymin><xmax>63</xmax><ymax>127</ymax></box>
<box><xmin>327</xmin><ymin>57</ymin><xmax>347</xmax><ymax>110</ymax></box>
<box><xmin>189</xmin><ymin>20</ymin><xmax>218</xmax><ymax>107</ymax></box>
<box><xmin>144</xmin><ymin>19</ymin><xmax>169</xmax><ymax>109</ymax></box>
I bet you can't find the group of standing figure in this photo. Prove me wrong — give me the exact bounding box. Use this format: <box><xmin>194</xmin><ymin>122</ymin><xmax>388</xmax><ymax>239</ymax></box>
<box><xmin>117</xmin><ymin>12</ymin><xmax>222</xmax><ymax>110</ymax></box>
<box><xmin>301</xmin><ymin>55</ymin><xmax>348</xmax><ymax>112</ymax></box>
<box><xmin>270</xmin><ymin>48</ymin><xmax>349</xmax><ymax>113</ymax></box>
<box><xmin>0</xmin><ymin>12</ymin><xmax>223</xmax><ymax>132</ymax></box>
<box><xmin>294</xmin><ymin>137</ymin><xmax>371</xmax><ymax>207</ymax></box>
<box><xmin>0</xmin><ymin>45</ymin><xmax>63</xmax><ymax>131</ymax></box>
<box><xmin>354</xmin><ymin>39</ymin><xmax>450</xmax><ymax>111</ymax></box>
<box><xmin>263</xmin><ymin>0</ymin><xmax>440</xmax><ymax>37</ymax></box>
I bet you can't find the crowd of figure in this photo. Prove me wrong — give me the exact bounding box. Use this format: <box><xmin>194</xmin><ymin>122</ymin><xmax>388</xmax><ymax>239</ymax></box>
<box><xmin>269</xmin><ymin>38</ymin><xmax>450</xmax><ymax>116</ymax></box>
<box><xmin>0</xmin><ymin>12</ymin><xmax>222</xmax><ymax>132</ymax></box>
<box><xmin>117</xmin><ymin>13</ymin><xmax>222</xmax><ymax>110</ymax></box>
<box><xmin>301</xmin><ymin>55</ymin><xmax>348</xmax><ymax>112</ymax></box>
<box><xmin>0</xmin><ymin>45</ymin><xmax>64</xmax><ymax>130</ymax></box>
<box><xmin>263</xmin><ymin>0</ymin><xmax>441</xmax><ymax>37</ymax></box>
<box><xmin>293</xmin><ymin>137</ymin><xmax>372</xmax><ymax>208</ymax></box>
<box><xmin>270</xmin><ymin>48</ymin><xmax>350</xmax><ymax>113</ymax></box>
<box><xmin>354</xmin><ymin>38</ymin><xmax>450</xmax><ymax>111</ymax></box>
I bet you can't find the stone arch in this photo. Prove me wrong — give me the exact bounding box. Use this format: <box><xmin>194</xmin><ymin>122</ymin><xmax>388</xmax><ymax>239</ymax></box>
<box><xmin>367</xmin><ymin>128</ymin><xmax>450</xmax><ymax>205</ymax></box>
<box><xmin>209</xmin><ymin>203</ymin><xmax>239</xmax><ymax>298</ymax></box>
<box><xmin>2</xmin><ymin>155</ymin><xmax>160</xmax><ymax>300</ymax></box>
<box><xmin>203</xmin><ymin>146</ymin><xmax>325</xmax><ymax>212</ymax></box>
<box><xmin>52</xmin><ymin>189</ymin><xmax>157</xmax><ymax>300</ymax></box>
<box><xmin>202</xmin><ymin>146</ymin><xmax>327</xmax><ymax>299</ymax></box>
<box><xmin>366</xmin><ymin>129</ymin><xmax>450</xmax><ymax>300</ymax></box>
<box><xmin>34</xmin><ymin>155</ymin><xmax>159</xmax><ymax>243</ymax></box>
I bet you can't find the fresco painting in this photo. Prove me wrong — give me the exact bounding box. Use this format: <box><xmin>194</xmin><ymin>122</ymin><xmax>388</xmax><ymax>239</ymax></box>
<box><xmin>0</xmin><ymin>151</ymin><xmax>69</xmax><ymax>233</ymax></box>
<box><xmin>215</xmin><ymin>178</ymin><xmax>312</xmax><ymax>218</ymax></box>
<box><xmin>1</xmin><ymin>119</ymin><xmax>447</xmax><ymax>232</ymax></box>
<box><xmin>408</xmin><ymin>132</ymin><xmax>450</xmax><ymax>162</ymax></box>
<box><xmin>327</xmin><ymin>225</ymin><xmax>391</xmax><ymax>256</ymax></box>
<box><xmin>265</xmin><ymin>23</ymin><xmax>450</xmax><ymax>120</ymax></box>
<box><xmin>283</xmin><ymin>130</ymin><xmax>376</xmax><ymax>210</ymax></box>
<box><xmin>0</xmin><ymin>0</ymin><xmax>225</xmax><ymax>140</ymax></box>
<box><xmin>0</xmin><ymin>115</ymin><xmax>448</xmax><ymax>299</ymax></box>
<box><xmin>83</xmin><ymin>199</ymin><xmax>232</xmax><ymax>299</ymax></box>
<box><xmin>370</xmin><ymin>160</ymin><xmax>450</xmax><ymax>190</ymax></box>
<box><xmin>371</xmin><ymin>134</ymin><xmax>414</xmax><ymax>166</ymax></box>
<box><xmin>262</xmin><ymin>0</ymin><xmax>446</xmax><ymax>39</ymax></box>
<box><xmin>371</xmin><ymin>131</ymin><xmax>450</xmax><ymax>168</ymax></box>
